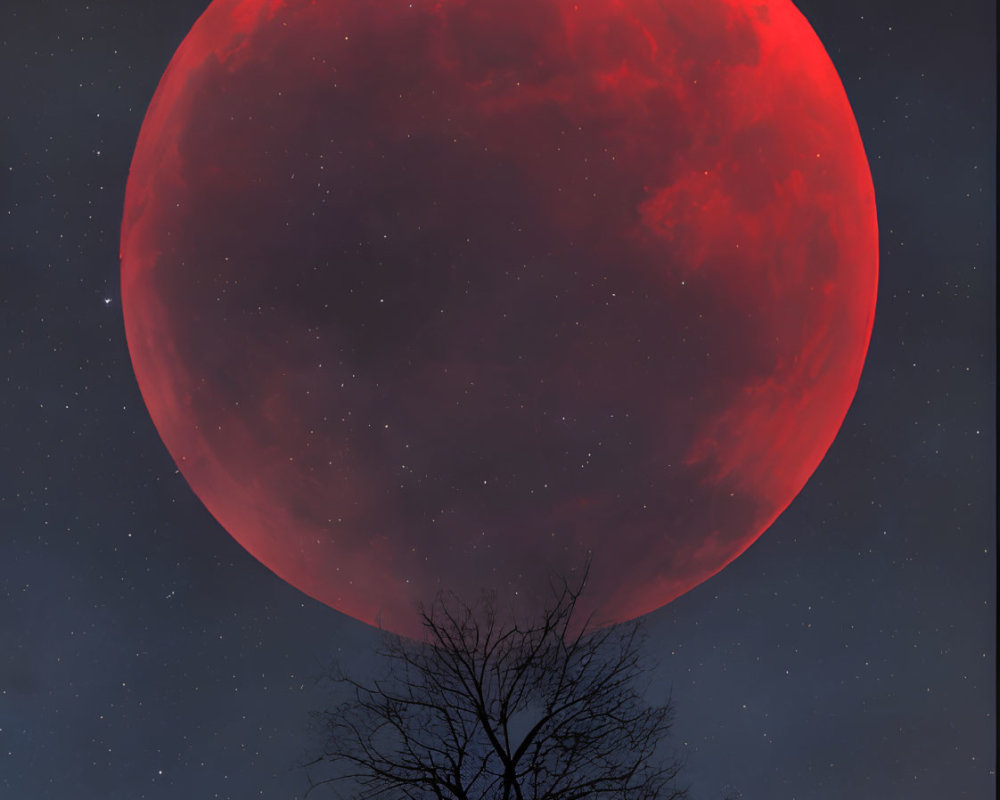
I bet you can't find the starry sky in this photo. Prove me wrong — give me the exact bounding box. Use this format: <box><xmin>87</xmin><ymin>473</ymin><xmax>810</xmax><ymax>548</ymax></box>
<box><xmin>1</xmin><ymin>0</ymin><xmax>994</xmax><ymax>797</ymax></box>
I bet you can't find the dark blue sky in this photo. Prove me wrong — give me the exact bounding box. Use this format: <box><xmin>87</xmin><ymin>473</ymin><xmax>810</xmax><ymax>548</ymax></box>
<box><xmin>1</xmin><ymin>1</ymin><xmax>994</xmax><ymax>798</ymax></box>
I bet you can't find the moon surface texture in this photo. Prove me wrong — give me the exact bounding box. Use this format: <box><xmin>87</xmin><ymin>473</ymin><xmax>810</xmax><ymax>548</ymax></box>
<box><xmin>121</xmin><ymin>0</ymin><xmax>877</xmax><ymax>636</ymax></box>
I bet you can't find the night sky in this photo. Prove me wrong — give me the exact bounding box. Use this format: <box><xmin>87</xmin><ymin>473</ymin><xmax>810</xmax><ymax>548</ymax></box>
<box><xmin>1</xmin><ymin>0</ymin><xmax>995</xmax><ymax>797</ymax></box>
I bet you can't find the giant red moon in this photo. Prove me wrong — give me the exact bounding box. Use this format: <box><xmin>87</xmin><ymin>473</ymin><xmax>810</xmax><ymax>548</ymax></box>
<box><xmin>121</xmin><ymin>0</ymin><xmax>877</xmax><ymax>636</ymax></box>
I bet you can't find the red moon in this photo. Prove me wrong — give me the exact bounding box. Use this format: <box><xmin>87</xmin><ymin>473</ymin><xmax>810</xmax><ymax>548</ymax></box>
<box><xmin>121</xmin><ymin>0</ymin><xmax>877</xmax><ymax>636</ymax></box>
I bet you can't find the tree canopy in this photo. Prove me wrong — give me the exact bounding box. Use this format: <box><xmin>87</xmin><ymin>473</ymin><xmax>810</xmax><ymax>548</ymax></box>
<box><xmin>307</xmin><ymin>574</ymin><xmax>689</xmax><ymax>800</ymax></box>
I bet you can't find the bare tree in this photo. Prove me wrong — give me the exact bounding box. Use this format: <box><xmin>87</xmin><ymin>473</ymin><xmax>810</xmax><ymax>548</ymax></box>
<box><xmin>305</xmin><ymin>573</ymin><xmax>689</xmax><ymax>800</ymax></box>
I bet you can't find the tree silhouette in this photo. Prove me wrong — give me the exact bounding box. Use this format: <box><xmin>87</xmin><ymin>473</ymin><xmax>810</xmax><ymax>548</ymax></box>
<box><xmin>306</xmin><ymin>572</ymin><xmax>690</xmax><ymax>799</ymax></box>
